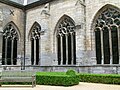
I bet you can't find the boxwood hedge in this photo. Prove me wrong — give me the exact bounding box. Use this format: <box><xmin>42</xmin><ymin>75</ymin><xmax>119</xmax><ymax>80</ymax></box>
<box><xmin>2</xmin><ymin>70</ymin><xmax>120</xmax><ymax>86</ymax></box>
<box><xmin>79</xmin><ymin>73</ymin><xmax>120</xmax><ymax>85</ymax></box>
<box><xmin>36</xmin><ymin>72</ymin><xmax>79</xmax><ymax>86</ymax></box>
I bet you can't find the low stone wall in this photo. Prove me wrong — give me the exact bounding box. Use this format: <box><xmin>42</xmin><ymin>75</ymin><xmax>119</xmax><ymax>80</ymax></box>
<box><xmin>1</xmin><ymin>65</ymin><xmax>120</xmax><ymax>74</ymax></box>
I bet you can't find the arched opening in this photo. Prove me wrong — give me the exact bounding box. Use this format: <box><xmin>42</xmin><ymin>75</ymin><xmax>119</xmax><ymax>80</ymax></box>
<box><xmin>30</xmin><ymin>22</ymin><xmax>41</xmax><ymax>65</ymax></box>
<box><xmin>55</xmin><ymin>15</ymin><xmax>76</xmax><ymax>65</ymax></box>
<box><xmin>2</xmin><ymin>22</ymin><xmax>19</xmax><ymax>65</ymax></box>
<box><xmin>94</xmin><ymin>6</ymin><xmax>120</xmax><ymax>64</ymax></box>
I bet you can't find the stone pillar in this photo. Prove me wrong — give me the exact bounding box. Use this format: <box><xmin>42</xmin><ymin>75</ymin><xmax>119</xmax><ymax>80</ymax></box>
<box><xmin>11</xmin><ymin>39</ymin><xmax>14</xmax><ymax>65</ymax></box>
<box><xmin>101</xmin><ymin>30</ymin><xmax>104</xmax><ymax>64</ymax></box>
<box><xmin>60</xmin><ymin>36</ymin><xmax>63</xmax><ymax>65</ymax></box>
<box><xmin>5</xmin><ymin>38</ymin><xmax>7</xmax><ymax>65</ymax></box>
<box><xmin>65</xmin><ymin>34</ymin><xmax>68</xmax><ymax>65</ymax></box>
<box><xmin>34</xmin><ymin>39</ymin><xmax>36</xmax><ymax>65</ymax></box>
<box><xmin>0</xmin><ymin>31</ymin><xmax>3</xmax><ymax>70</ymax></box>
<box><xmin>70</xmin><ymin>32</ymin><xmax>74</xmax><ymax>65</ymax></box>
<box><xmin>109</xmin><ymin>29</ymin><xmax>112</xmax><ymax>64</ymax></box>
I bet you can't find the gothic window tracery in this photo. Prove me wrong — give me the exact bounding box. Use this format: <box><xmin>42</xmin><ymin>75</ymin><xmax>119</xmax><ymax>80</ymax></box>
<box><xmin>56</xmin><ymin>16</ymin><xmax>76</xmax><ymax>65</ymax></box>
<box><xmin>31</xmin><ymin>23</ymin><xmax>41</xmax><ymax>65</ymax></box>
<box><xmin>95</xmin><ymin>7</ymin><xmax>120</xmax><ymax>64</ymax></box>
<box><xmin>2</xmin><ymin>23</ymin><xmax>18</xmax><ymax>65</ymax></box>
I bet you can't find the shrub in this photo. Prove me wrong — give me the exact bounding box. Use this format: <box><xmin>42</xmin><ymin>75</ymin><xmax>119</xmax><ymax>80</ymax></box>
<box><xmin>1</xmin><ymin>72</ymin><xmax>79</xmax><ymax>86</ymax></box>
<box><xmin>66</xmin><ymin>69</ymin><xmax>76</xmax><ymax>76</ymax></box>
<box><xmin>36</xmin><ymin>72</ymin><xmax>79</xmax><ymax>86</ymax></box>
<box><xmin>79</xmin><ymin>73</ymin><xmax>120</xmax><ymax>85</ymax></box>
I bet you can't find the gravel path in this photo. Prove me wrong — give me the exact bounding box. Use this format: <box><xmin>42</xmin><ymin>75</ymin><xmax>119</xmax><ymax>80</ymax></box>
<box><xmin>0</xmin><ymin>82</ymin><xmax>120</xmax><ymax>90</ymax></box>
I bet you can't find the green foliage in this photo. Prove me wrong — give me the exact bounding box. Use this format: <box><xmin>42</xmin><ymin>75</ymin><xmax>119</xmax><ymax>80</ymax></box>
<box><xmin>36</xmin><ymin>72</ymin><xmax>66</xmax><ymax>76</ymax></box>
<box><xmin>36</xmin><ymin>72</ymin><xmax>79</xmax><ymax>86</ymax></box>
<box><xmin>79</xmin><ymin>73</ymin><xmax>120</xmax><ymax>85</ymax></box>
<box><xmin>66</xmin><ymin>69</ymin><xmax>76</xmax><ymax>76</ymax></box>
<box><xmin>2</xmin><ymin>71</ymin><xmax>120</xmax><ymax>86</ymax></box>
<box><xmin>1</xmin><ymin>71</ymin><xmax>79</xmax><ymax>86</ymax></box>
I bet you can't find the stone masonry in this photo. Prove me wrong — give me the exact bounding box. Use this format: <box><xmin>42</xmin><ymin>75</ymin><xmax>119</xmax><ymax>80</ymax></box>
<box><xmin>0</xmin><ymin>0</ymin><xmax>120</xmax><ymax>74</ymax></box>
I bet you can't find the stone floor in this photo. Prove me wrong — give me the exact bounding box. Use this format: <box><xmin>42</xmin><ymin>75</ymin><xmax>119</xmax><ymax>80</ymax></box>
<box><xmin>0</xmin><ymin>82</ymin><xmax>120</xmax><ymax>90</ymax></box>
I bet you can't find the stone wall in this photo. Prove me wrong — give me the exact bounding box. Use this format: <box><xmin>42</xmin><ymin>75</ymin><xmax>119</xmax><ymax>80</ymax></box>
<box><xmin>26</xmin><ymin>0</ymin><xmax>120</xmax><ymax>73</ymax></box>
<box><xmin>0</xmin><ymin>0</ymin><xmax>120</xmax><ymax>73</ymax></box>
<box><xmin>0</xmin><ymin>2</ymin><xmax>24</xmax><ymax>66</ymax></box>
<box><xmin>26</xmin><ymin>0</ymin><xmax>86</xmax><ymax>66</ymax></box>
<box><xmin>85</xmin><ymin>0</ymin><xmax>120</xmax><ymax>64</ymax></box>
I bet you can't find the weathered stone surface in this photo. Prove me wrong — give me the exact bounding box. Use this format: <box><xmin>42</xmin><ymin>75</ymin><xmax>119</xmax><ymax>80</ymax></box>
<box><xmin>0</xmin><ymin>0</ymin><xmax>120</xmax><ymax>74</ymax></box>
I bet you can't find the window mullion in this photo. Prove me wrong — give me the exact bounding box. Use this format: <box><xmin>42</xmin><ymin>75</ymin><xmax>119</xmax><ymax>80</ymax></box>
<box><xmin>5</xmin><ymin>38</ymin><xmax>8</xmax><ymax>65</ymax></box>
<box><xmin>11</xmin><ymin>38</ymin><xmax>14</xmax><ymax>65</ymax></box>
<box><xmin>70</xmin><ymin>32</ymin><xmax>74</xmax><ymax>65</ymax></box>
<box><xmin>60</xmin><ymin>35</ymin><xmax>63</xmax><ymax>65</ymax></box>
<box><xmin>109</xmin><ymin>29</ymin><xmax>112</xmax><ymax>64</ymax></box>
<box><xmin>65</xmin><ymin>34</ymin><xmax>68</xmax><ymax>65</ymax></box>
<box><xmin>101</xmin><ymin>30</ymin><xmax>104</xmax><ymax>64</ymax></box>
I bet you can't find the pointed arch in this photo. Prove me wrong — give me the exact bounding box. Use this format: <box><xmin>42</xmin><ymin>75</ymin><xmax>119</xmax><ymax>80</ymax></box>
<box><xmin>3</xmin><ymin>21</ymin><xmax>21</xmax><ymax>40</ymax></box>
<box><xmin>2</xmin><ymin>21</ymin><xmax>20</xmax><ymax>65</ymax></box>
<box><xmin>28</xmin><ymin>21</ymin><xmax>41</xmax><ymax>40</ymax></box>
<box><xmin>92</xmin><ymin>4</ymin><xmax>120</xmax><ymax>30</ymax></box>
<box><xmin>54</xmin><ymin>14</ymin><xmax>76</xmax><ymax>65</ymax></box>
<box><xmin>29</xmin><ymin>21</ymin><xmax>41</xmax><ymax>65</ymax></box>
<box><xmin>92</xmin><ymin>4</ymin><xmax>120</xmax><ymax>64</ymax></box>
<box><xmin>54</xmin><ymin>14</ymin><xmax>75</xmax><ymax>35</ymax></box>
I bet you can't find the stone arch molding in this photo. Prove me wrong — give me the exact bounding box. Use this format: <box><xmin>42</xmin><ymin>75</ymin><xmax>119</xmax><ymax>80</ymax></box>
<box><xmin>28</xmin><ymin>21</ymin><xmax>41</xmax><ymax>40</ymax></box>
<box><xmin>91</xmin><ymin>4</ymin><xmax>120</xmax><ymax>30</ymax></box>
<box><xmin>91</xmin><ymin>4</ymin><xmax>120</xmax><ymax>50</ymax></box>
<box><xmin>54</xmin><ymin>14</ymin><xmax>76</xmax><ymax>65</ymax></box>
<box><xmin>91</xmin><ymin>4</ymin><xmax>120</xmax><ymax>64</ymax></box>
<box><xmin>29</xmin><ymin>21</ymin><xmax>41</xmax><ymax>65</ymax></box>
<box><xmin>2</xmin><ymin>21</ymin><xmax>20</xmax><ymax>65</ymax></box>
<box><xmin>54</xmin><ymin>14</ymin><xmax>75</xmax><ymax>35</ymax></box>
<box><xmin>3</xmin><ymin>21</ymin><xmax>21</xmax><ymax>41</ymax></box>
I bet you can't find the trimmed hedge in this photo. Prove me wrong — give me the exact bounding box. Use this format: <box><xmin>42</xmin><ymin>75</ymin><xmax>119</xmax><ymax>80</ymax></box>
<box><xmin>36</xmin><ymin>72</ymin><xmax>79</xmax><ymax>86</ymax></box>
<box><xmin>79</xmin><ymin>73</ymin><xmax>120</xmax><ymax>85</ymax></box>
<box><xmin>66</xmin><ymin>69</ymin><xmax>76</xmax><ymax>76</ymax></box>
<box><xmin>2</xmin><ymin>71</ymin><xmax>120</xmax><ymax>86</ymax></box>
<box><xmin>1</xmin><ymin>71</ymin><xmax>79</xmax><ymax>86</ymax></box>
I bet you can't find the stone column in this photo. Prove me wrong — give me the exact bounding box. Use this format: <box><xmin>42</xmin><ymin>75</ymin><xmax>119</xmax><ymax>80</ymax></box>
<box><xmin>11</xmin><ymin>39</ymin><xmax>14</xmax><ymax>65</ymax></box>
<box><xmin>65</xmin><ymin>34</ymin><xmax>68</xmax><ymax>65</ymax></box>
<box><xmin>0</xmin><ymin>32</ymin><xmax>3</xmax><ymax>68</ymax></box>
<box><xmin>70</xmin><ymin>32</ymin><xmax>74</xmax><ymax>65</ymax></box>
<box><xmin>60</xmin><ymin>35</ymin><xmax>63</xmax><ymax>65</ymax></box>
<box><xmin>34</xmin><ymin>38</ymin><xmax>36</xmax><ymax>65</ymax></box>
<box><xmin>101</xmin><ymin>30</ymin><xmax>104</xmax><ymax>64</ymax></box>
<box><xmin>109</xmin><ymin>29</ymin><xmax>112</xmax><ymax>64</ymax></box>
<box><xmin>5</xmin><ymin>38</ymin><xmax>7</xmax><ymax>65</ymax></box>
